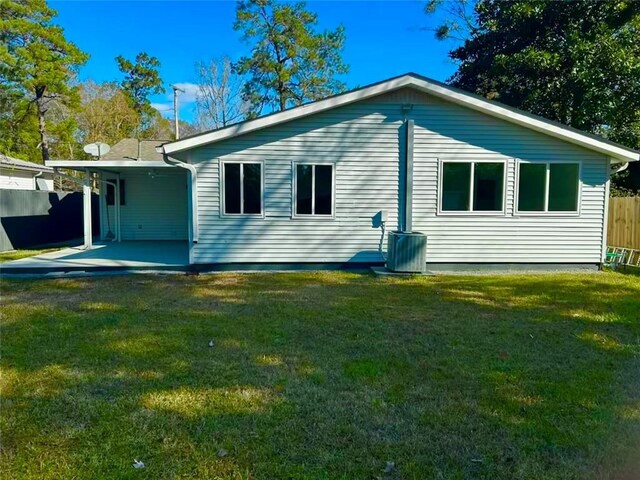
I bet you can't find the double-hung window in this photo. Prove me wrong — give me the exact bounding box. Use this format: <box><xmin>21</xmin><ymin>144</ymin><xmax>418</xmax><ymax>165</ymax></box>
<box><xmin>222</xmin><ymin>162</ymin><xmax>263</xmax><ymax>215</ymax></box>
<box><xmin>517</xmin><ymin>162</ymin><xmax>579</xmax><ymax>213</ymax></box>
<box><xmin>294</xmin><ymin>164</ymin><xmax>334</xmax><ymax>216</ymax></box>
<box><xmin>440</xmin><ymin>161</ymin><xmax>505</xmax><ymax>213</ymax></box>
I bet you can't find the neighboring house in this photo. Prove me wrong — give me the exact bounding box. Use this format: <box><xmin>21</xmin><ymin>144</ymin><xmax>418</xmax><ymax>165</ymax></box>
<box><xmin>48</xmin><ymin>73</ymin><xmax>640</xmax><ymax>268</ymax></box>
<box><xmin>0</xmin><ymin>154</ymin><xmax>54</xmax><ymax>191</ymax></box>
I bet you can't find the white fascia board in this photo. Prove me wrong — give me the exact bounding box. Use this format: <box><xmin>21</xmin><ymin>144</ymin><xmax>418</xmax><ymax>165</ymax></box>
<box><xmin>161</xmin><ymin>74</ymin><xmax>640</xmax><ymax>163</ymax></box>
<box><xmin>46</xmin><ymin>161</ymin><xmax>174</xmax><ymax>170</ymax></box>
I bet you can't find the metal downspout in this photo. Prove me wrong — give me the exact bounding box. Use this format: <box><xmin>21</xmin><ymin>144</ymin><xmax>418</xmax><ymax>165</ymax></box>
<box><xmin>33</xmin><ymin>170</ymin><xmax>43</xmax><ymax>190</ymax></box>
<box><xmin>611</xmin><ymin>162</ymin><xmax>629</xmax><ymax>175</ymax></box>
<box><xmin>399</xmin><ymin>118</ymin><xmax>415</xmax><ymax>232</ymax></box>
<box><xmin>602</xmin><ymin>161</ymin><xmax>629</xmax><ymax>265</ymax></box>
<box><xmin>162</xmin><ymin>153</ymin><xmax>198</xmax><ymax>243</ymax></box>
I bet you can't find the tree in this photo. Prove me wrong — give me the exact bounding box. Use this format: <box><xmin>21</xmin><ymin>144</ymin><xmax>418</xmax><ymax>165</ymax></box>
<box><xmin>76</xmin><ymin>80</ymin><xmax>139</xmax><ymax>145</ymax></box>
<box><xmin>143</xmin><ymin>110</ymin><xmax>174</xmax><ymax>140</ymax></box>
<box><xmin>195</xmin><ymin>56</ymin><xmax>248</xmax><ymax>130</ymax></box>
<box><xmin>234</xmin><ymin>0</ymin><xmax>348</xmax><ymax>117</ymax></box>
<box><xmin>116</xmin><ymin>52</ymin><xmax>164</xmax><ymax>135</ymax></box>
<box><xmin>425</xmin><ymin>0</ymin><xmax>640</xmax><ymax>193</ymax></box>
<box><xmin>424</xmin><ymin>0</ymin><xmax>477</xmax><ymax>41</ymax></box>
<box><xmin>178</xmin><ymin>119</ymin><xmax>200</xmax><ymax>138</ymax></box>
<box><xmin>0</xmin><ymin>0</ymin><xmax>88</xmax><ymax>161</ymax></box>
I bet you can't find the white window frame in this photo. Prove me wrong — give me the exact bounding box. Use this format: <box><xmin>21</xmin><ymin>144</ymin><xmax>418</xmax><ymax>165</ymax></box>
<box><xmin>437</xmin><ymin>159</ymin><xmax>508</xmax><ymax>216</ymax></box>
<box><xmin>292</xmin><ymin>162</ymin><xmax>336</xmax><ymax>219</ymax></box>
<box><xmin>515</xmin><ymin>160</ymin><xmax>582</xmax><ymax>216</ymax></box>
<box><xmin>219</xmin><ymin>160</ymin><xmax>265</xmax><ymax>217</ymax></box>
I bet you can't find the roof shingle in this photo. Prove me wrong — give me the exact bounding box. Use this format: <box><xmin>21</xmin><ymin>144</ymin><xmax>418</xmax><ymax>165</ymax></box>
<box><xmin>101</xmin><ymin>138</ymin><xmax>170</xmax><ymax>161</ymax></box>
<box><xmin>0</xmin><ymin>154</ymin><xmax>53</xmax><ymax>172</ymax></box>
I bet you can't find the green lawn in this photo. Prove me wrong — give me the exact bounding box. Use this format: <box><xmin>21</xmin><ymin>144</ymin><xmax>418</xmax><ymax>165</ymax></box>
<box><xmin>1</xmin><ymin>272</ymin><xmax>639</xmax><ymax>479</ymax></box>
<box><xmin>0</xmin><ymin>248</ymin><xmax>58</xmax><ymax>263</ymax></box>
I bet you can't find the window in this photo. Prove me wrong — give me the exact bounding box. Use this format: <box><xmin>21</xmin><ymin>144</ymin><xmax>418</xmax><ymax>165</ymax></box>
<box><xmin>440</xmin><ymin>161</ymin><xmax>504</xmax><ymax>212</ymax></box>
<box><xmin>106</xmin><ymin>179</ymin><xmax>125</xmax><ymax>206</ymax></box>
<box><xmin>222</xmin><ymin>162</ymin><xmax>262</xmax><ymax>215</ymax></box>
<box><xmin>517</xmin><ymin>162</ymin><xmax>579</xmax><ymax>213</ymax></box>
<box><xmin>294</xmin><ymin>164</ymin><xmax>334</xmax><ymax>216</ymax></box>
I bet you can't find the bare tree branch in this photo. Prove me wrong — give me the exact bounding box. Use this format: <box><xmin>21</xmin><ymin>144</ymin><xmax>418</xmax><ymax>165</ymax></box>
<box><xmin>194</xmin><ymin>57</ymin><xmax>249</xmax><ymax>130</ymax></box>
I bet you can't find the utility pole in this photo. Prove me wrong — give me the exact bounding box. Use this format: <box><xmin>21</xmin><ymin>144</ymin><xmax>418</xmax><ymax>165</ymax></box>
<box><xmin>171</xmin><ymin>84</ymin><xmax>185</xmax><ymax>139</ymax></box>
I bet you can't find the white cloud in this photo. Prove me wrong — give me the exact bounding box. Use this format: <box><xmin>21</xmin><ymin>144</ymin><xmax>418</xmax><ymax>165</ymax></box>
<box><xmin>151</xmin><ymin>83</ymin><xmax>200</xmax><ymax>120</ymax></box>
<box><xmin>171</xmin><ymin>83</ymin><xmax>200</xmax><ymax>104</ymax></box>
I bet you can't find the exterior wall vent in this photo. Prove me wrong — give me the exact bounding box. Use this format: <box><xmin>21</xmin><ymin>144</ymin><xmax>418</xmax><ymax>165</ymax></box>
<box><xmin>386</xmin><ymin>231</ymin><xmax>427</xmax><ymax>273</ymax></box>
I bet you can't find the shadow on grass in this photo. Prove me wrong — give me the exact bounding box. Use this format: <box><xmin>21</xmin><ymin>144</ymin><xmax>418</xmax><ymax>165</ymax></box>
<box><xmin>1</xmin><ymin>271</ymin><xmax>639</xmax><ymax>479</ymax></box>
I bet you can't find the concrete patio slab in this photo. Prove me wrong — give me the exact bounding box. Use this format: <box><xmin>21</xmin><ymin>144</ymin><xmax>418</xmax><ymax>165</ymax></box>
<box><xmin>0</xmin><ymin>241</ymin><xmax>189</xmax><ymax>275</ymax></box>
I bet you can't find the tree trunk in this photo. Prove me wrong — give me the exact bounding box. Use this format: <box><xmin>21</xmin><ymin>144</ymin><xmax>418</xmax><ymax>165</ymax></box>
<box><xmin>35</xmin><ymin>85</ymin><xmax>49</xmax><ymax>162</ymax></box>
<box><xmin>278</xmin><ymin>81</ymin><xmax>286</xmax><ymax>111</ymax></box>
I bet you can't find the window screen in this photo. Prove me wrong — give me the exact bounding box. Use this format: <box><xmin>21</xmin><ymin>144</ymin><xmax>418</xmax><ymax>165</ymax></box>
<box><xmin>243</xmin><ymin>163</ymin><xmax>262</xmax><ymax>214</ymax></box>
<box><xmin>223</xmin><ymin>163</ymin><xmax>262</xmax><ymax>215</ymax></box>
<box><xmin>295</xmin><ymin>164</ymin><xmax>333</xmax><ymax>216</ymax></box>
<box><xmin>517</xmin><ymin>162</ymin><xmax>579</xmax><ymax>213</ymax></box>
<box><xmin>441</xmin><ymin>163</ymin><xmax>471</xmax><ymax>211</ymax></box>
<box><xmin>548</xmin><ymin>163</ymin><xmax>579</xmax><ymax>211</ymax></box>
<box><xmin>518</xmin><ymin>163</ymin><xmax>547</xmax><ymax>211</ymax></box>
<box><xmin>296</xmin><ymin>165</ymin><xmax>313</xmax><ymax>215</ymax></box>
<box><xmin>473</xmin><ymin>163</ymin><xmax>504</xmax><ymax>211</ymax></box>
<box><xmin>315</xmin><ymin>165</ymin><xmax>333</xmax><ymax>215</ymax></box>
<box><xmin>224</xmin><ymin>163</ymin><xmax>241</xmax><ymax>214</ymax></box>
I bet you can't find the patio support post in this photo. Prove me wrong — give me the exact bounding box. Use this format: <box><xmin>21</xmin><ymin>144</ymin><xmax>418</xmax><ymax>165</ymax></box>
<box><xmin>115</xmin><ymin>172</ymin><xmax>122</xmax><ymax>242</ymax></box>
<box><xmin>83</xmin><ymin>170</ymin><xmax>92</xmax><ymax>249</ymax></box>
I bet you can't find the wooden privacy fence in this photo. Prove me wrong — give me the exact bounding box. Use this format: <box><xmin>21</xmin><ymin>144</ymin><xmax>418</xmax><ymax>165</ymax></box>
<box><xmin>608</xmin><ymin>196</ymin><xmax>640</xmax><ymax>249</ymax></box>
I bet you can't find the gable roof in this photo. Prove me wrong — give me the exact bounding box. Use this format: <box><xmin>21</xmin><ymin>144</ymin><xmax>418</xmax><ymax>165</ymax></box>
<box><xmin>103</xmin><ymin>138</ymin><xmax>169</xmax><ymax>161</ymax></box>
<box><xmin>0</xmin><ymin>153</ymin><xmax>53</xmax><ymax>173</ymax></box>
<box><xmin>161</xmin><ymin>73</ymin><xmax>639</xmax><ymax>163</ymax></box>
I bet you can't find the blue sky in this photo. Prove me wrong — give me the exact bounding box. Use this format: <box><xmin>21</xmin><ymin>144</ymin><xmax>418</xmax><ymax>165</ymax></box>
<box><xmin>50</xmin><ymin>0</ymin><xmax>459</xmax><ymax>122</ymax></box>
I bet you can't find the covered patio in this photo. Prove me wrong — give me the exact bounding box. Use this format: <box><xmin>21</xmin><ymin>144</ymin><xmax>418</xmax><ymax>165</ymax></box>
<box><xmin>0</xmin><ymin>241</ymin><xmax>189</xmax><ymax>274</ymax></box>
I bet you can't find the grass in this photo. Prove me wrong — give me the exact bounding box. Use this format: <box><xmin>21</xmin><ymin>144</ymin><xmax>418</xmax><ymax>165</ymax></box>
<box><xmin>0</xmin><ymin>248</ymin><xmax>58</xmax><ymax>263</ymax></box>
<box><xmin>1</xmin><ymin>271</ymin><xmax>639</xmax><ymax>479</ymax></box>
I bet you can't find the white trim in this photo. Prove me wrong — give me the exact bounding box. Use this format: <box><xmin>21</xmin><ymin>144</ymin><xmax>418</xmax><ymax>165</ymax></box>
<box><xmin>437</xmin><ymin>159</ymin><xmax>508</xmax><ymax>216</ymax></box>
<box><xmin>162</xmin><ymin>154</ymin><xmax>198</xmax><ymax>243</ymax></box>
<box><xmin>46</xmin><ymin>160</ymin><xmax>172</xmax><ymax>169</ymax></box>
<box><xmin>515</xmin><ymin>160</ymin><xmax>582</xmax><ymax>216</ymax></box>
<box><xmin>83</xmin><ymin>170</ymin><xmax>92</xmax><ymax>249</ymax></box>
<box><xmin>292</xmin><ymin>162</ymin><xmax>336</xmax><ymax>219</ymax></box>
<box><xmin>219</xmin><ymin>160</ymin><xmax>265</xmax><ymax>217</ymax></box>
<box><xmin>160</xmin><ymin>73</ymin><xmax>640</xmax><ymax>163</ymax></box>
<box><xmin>115</xmin><ymin>174</ymin><xmax>122</xmax><ymax>242</ymax></box>
<box><xmin>544</xmin><ymin>165</ymin><xmax>550</xmax><ymax>212</ymax></box>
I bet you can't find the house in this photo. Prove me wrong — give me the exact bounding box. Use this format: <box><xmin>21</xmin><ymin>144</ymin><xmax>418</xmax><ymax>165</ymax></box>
<box><xmin>92</xmin><ymin>138</ymin><xmax>183</xmax><ymax>242</ymax></box>
<box><xmin>1</xmin><ymin>154</ymin><xmax>54</xmax><ymax>191</ymax></box>
<box><xmin>47</xmin><ymin>73</ymin><xmax>640</xmax><ymax>269</ymax></box>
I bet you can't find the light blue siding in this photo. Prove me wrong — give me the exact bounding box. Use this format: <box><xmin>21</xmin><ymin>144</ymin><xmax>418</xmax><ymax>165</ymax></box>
<box><xmin>101</xmin><ymin>169</ymin><xmax>188</xmax><ymax>241</ymax></box>
<box><xmin>182</xmin><ymin>88</ymin><xmax>607</xmax><ymax>264</ymax></box>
